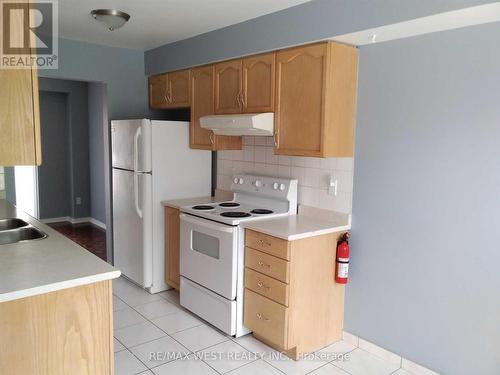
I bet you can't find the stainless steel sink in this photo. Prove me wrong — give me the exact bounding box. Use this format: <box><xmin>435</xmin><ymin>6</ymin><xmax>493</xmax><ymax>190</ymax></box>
<box><xmin>0</xmin><ymin>227</ymin><xmax>48</xmax><ymax>245</ymax></box>
<box><xmin>0</xmin><ymin>218</ymin><xmax>29</xmax><ymax>231</ymax></box>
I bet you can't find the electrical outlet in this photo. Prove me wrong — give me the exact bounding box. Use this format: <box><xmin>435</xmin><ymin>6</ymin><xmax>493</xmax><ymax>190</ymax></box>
<box><xmin>328</xmin><ymin>175</ymin><xmax>338</xmax><ymax>196</ymax></box>
<box><xmin>76</xmin><ymin>197</ymin><xmax>81</xmax><ymax>205</ymax></box>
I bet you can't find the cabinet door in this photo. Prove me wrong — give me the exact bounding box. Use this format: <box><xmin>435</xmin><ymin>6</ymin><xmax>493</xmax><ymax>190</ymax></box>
<box><xmin>168</xmin><ymin>69</ymin><xmax>190</xmax><ymax>108</ymax></box>
<box><xmin>149</xmin><ymin>74</ymin><xmax>169</xmax><ymax>108</ymax></box>
<box><xmin>275</xmin><ymin>44</ymin><xmax>328</xmax><ymax>157</ymax></box>
<box><xmin>0</xmin><ymin>2</ymin><xmax>41</xmax><ymax>166</ymax></box>
<box><xmin>190</xmin><ymin>66</ymin><xmax>215</xmax><ymax>150</ymax></box>
<box><xmin>214</xmin><ymin>60</ymin><xmax>243</xmax><ymax>114</ymax></box>
<box><xmin>165</xmin><ymin>207</ymin><xmax>180</xmax><ymax>290</ymax></box>
<box><xmin>190</xmin><ymin>66</ymin><xmax>243</xmax><ymax>151</ymax></box>
<box><xmin>242</xmin><ymin>53</ymin><xmax>275</xmax><ymax>113</ymax></box>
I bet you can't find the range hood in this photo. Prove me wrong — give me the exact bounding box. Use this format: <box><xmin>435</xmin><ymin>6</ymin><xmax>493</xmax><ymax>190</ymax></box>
<box><xmin>200</xmin><ymin>113</ymin><xmax>274</xmax><ymax>136</ymax></box>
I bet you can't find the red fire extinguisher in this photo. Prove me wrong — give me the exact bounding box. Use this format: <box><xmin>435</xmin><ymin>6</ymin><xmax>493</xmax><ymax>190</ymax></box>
<box><xmin>335</xmin><ymin>232</ymin><xmax>350</xmax><ymax>284</ymax></box>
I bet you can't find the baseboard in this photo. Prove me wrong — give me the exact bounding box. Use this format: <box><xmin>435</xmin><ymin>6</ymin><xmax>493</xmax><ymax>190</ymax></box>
<box><xmin>88</xmin><ymin>217</ymin><xmax>106</xmax><ymax>230</ymax></box>
<box><xmin>342</xmin><ymin>331</ymin><xmax>441</xmax><ymax>375</ymax></box>
<box><xmin>41</xmin><ymin>216</ymin><xmax>72</xmax><ymax>224</ymax></box>
<box><xmin>41</xmin><ymin>216</ymin><xmax>106</xmax><ymax>230</ymax></box>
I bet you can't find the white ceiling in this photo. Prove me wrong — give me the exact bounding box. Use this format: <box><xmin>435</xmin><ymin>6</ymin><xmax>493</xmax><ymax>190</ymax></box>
<box><xmin>58</xmin><ymin>0</ymin><xmax>312</xmax><ymax>50</ymax></box>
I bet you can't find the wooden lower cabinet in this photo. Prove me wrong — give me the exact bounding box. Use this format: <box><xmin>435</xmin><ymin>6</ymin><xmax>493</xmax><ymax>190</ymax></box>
<box><xmin>0</xmin><ymin>281</ymin><xmax>114</xmax><ymax>375</ymax></box>
<box><xmin>165</xmin><ymin>207</ymin><xmax>181</xmax><ymax>290</ymax></box>
<box><xmin>243</xmin><ymin>229</ymin><xmax>344</xmax><ymax>359</ymax></box>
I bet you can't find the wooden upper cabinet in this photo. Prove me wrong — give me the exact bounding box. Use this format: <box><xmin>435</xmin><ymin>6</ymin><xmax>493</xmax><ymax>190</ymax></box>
<box><xmin>149</xmin><ymin>70</ymin><xmax>190</xmax><ymax>109</ymax></box>
<box><xmin>168</xmin><ymin>69</ymin><xmax>190</xmax><ymax>108</ymax></box>
<box><xmin>275</xmin><ymin>42</ymin><xmax>358</xmax><ymax>157</ymax></box>
<box><xmin>190</xmin><ymin>66</ymin><xmax>215</xmax><ymax>150</ymax></box>
<box><xmin>214</xmin><ymin>60</ymin><xmax>243</xmax><ymax>114</ymax></box>
<box><xmin>190</xmin><ymin>66</ymin><xmax>242</xmax><ymax>151</ymax></box>
<box><xmin>0</xmin><ymin>3</ymin><xmax>41</xmax><ymax>166</ymax></box>
<box><xmin>149</xmin><ymin>74</ymin><xmax>168</xmax><ymax>108</ymax></box>
<box><xmin>242</xmin><ymin>53</ymin><xmax>275</xmax><ymax>113</ymax></box>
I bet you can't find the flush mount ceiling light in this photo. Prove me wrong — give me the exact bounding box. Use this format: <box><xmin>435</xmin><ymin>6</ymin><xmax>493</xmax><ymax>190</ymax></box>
<box><xmin>90</xmin><ymin>9</ymin><xmax>130</xmax><ymax>31</ymax></box>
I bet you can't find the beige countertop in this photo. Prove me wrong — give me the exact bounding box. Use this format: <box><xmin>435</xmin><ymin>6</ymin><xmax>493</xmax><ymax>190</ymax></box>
<box><xmin>242</xmin><ymin>206</ymin><xmax>351</xmax><ymax>240</ymax></box>
<box><xmin>0</xmin><ymin>200</ymin><xmax>120</xmax><ymax>303</ymax></box>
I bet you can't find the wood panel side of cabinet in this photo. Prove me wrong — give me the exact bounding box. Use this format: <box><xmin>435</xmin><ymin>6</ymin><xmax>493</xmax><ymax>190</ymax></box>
<box><xmin>0</xmin><ymin>2</ymin><xmax>41</xmax><ymax>166</ymax></box>
<box><xmin>165</xmin><ymin>207</ymin><xmax>180</xmax><ymax>290</ymax></box>
<box><xmin>323</xmin><ymin>42</ymin><xmax>358</xmax><ymax>157</ymax></box>
<box><xmin>0</xmin><ymin>281</ymin><xmax>114</xmax><ymax>375</ymax></box>
<box><xmin>287</xmin><ymin>232</ymin><xmax>344</xmax><ymax>354</ymax></box>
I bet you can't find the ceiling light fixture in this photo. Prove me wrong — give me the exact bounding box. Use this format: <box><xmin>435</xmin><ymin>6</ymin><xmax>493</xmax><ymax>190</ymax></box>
<box><xmin>90</xmin><ymin>9</ymin><xmax>130</xmax><ymax>31</ymax></box>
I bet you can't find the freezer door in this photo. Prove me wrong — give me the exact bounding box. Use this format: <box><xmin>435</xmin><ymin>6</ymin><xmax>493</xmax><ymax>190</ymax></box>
<box><xmin>111</xmin><ymin>119</ymin><xmax>152</xmax><ymax>172</ymax></box>
<box><xmin>112</xmin><ymin>168</ymin><xmax>153</xmax><ymax>287</ymax></box>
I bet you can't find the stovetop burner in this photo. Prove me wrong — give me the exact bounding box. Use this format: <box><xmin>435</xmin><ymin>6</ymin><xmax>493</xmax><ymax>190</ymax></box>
<box><xmin>251</xmin><ymin>209</ymin><xmax>274</xmax><ymax>215</ymax></box>
<box><xmin>220</xmin><ymin>211</ymin><xmax>251</xmax><ymax>218</ymax></box>
<box><xmin>192</xmin><ymin>205</ymin><xmax>215</xmax><ymax>210</ymax></box>
<box><xmin>219</xmin><ymin>202</ymin><xmax>240</xmax><ymax>208</ymax></box>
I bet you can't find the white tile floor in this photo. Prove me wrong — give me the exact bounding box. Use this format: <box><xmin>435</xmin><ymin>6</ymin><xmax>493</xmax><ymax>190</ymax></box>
<box><xmin>113</xmin><ymin>277</ymin><xmax>418</xmax><ymax>375</ymax></box>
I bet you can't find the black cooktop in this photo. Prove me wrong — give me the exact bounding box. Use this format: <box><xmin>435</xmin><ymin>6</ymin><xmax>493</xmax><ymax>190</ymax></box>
<box><xmin>251</xmin><ymin>209</ymin><xmax>274</xmax><ymax>215</ymax></box>
<box><xmin>219</xmin><ymin>202</ymin><xmax>240</xmax><ymax>208</ymax></box>
<box><xmin>192</xmin><ymin>205</ymin><xmax>215</xmax><ymax>210</ymax></box>
<box><xmin>220</xmin><ymin>211</ymin><xmax>251</xmax><ymax>218</ymax></box>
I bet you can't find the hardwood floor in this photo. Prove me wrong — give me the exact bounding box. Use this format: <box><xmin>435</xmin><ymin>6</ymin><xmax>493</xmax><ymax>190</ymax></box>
<box><xmin>48</xmin><ymin>222</ymin><xmax>107</xmax><ymax>261</ymax></box>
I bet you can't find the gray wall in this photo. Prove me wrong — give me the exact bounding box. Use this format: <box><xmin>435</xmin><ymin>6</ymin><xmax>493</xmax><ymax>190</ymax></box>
<box><xmin>40</xmin><ymin>38</ymin><xmax>147</xmax><ymax>119</ymax></box>
<box><xmin>143</xmin><ymin>2</ymin><xmax>500</xmax><ymax>373</ymax></box>
<box><xmin>88</xmin><ymin>82</ymin><xmax>107</xmax><ymax>223</ymax></box>
<box><xmin>39</xmin><ymin>38</ymin><xmax>147</xmax><ymax>255</ymax></box>
<box><xmin>144</xmin><ymin>0</ymin><xmax>496</xmax><ymax>75</ymax></box>
<box><xmin>38</xmin><ymin>78</ymin><xmax>90</xmax><ymax>219</ymax></box>
<box><xmin>38</xmin><ymin>91</ymin><xmax>71</xmax><ymax>219</ymax></box>
<box><xmin>347</xmin><ymin>22</ymin><xmax>500</xmax><ymax>375</ymax></box>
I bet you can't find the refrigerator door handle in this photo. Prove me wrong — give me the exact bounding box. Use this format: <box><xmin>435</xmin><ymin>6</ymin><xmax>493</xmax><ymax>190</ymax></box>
<box><xmin>133</xmin><ymin>126</ymin><xmax>142</xmax><ymax>173</ymax></box>
<box><xmin>133</xmin><ymin>126</ymin><xmax>143</xmax><ymax>218</ymax></box>
<box><xmin>134</xmin><ymin>173</ymin><xmax>143</xmax><ymax>218</ymax></box>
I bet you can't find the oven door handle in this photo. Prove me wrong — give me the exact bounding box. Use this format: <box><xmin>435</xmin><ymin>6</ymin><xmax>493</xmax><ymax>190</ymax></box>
<box><xmin>180</xmin><ymin>213</ymin><xmax>235</xmax><ymax>233</ymax></box>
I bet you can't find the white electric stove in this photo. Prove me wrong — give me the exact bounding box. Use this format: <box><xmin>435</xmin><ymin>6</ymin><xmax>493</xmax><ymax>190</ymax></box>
<box><xmin>179</xmin><ymin>174</ymin><xmax>298</xmax><ymax>337</ymax></box>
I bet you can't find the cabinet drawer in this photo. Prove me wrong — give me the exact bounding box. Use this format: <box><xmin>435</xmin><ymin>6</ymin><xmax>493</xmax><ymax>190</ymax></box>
<box><xmin>245</xmin><ymin>268</ymin><xmax>289</xmax><ymax>306</ymax></box>
<box><xmin>246</xmin><ymin>229</ymin><xmax>290</xmax><ymax>260</ymax></box>
<box><xmin>244</xmin><ymin>289</ymin><xmax>289</xmax><ymax>349</ymax></box>
<box><xmin>245</xmin><ymin>247</ymin><xmax>289</xmax><ymax>283</ymax></box>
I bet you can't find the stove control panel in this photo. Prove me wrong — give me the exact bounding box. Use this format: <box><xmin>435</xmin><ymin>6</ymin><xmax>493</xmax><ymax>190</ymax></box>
<box><xmin>231</xmin><ymin>174</ymin><xmax>298</xmax><ymax>199</ymax></box>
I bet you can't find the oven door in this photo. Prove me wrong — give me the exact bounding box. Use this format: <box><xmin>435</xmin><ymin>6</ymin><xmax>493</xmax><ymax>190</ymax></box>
<box><xmin>180</xmin><ymin>213</ymin><xmax>238</xmax><ymax>300</ymax></box>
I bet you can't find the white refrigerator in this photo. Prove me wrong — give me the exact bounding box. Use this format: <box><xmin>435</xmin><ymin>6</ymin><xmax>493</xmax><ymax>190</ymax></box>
<box><xmin>111</xmin><ymin>119</ymin><xmax>211</xmax><ymax>293</ymax></box>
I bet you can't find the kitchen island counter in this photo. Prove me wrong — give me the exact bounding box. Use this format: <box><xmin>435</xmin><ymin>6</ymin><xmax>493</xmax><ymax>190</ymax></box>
<box><xmin>0</xmin><ymin>199</ymin><xmax>120</xmax><ymax>303</ymax></box>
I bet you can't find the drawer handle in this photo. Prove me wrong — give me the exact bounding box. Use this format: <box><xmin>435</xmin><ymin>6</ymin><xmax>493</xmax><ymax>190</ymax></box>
<box><xmin>257</xmin><ymin>281</ymin><xmax>270</xmax><ymax>290</ymax></box>
<box><xmin>258</xmin><ymin>239</ymin><xmax>271</xmax><ymax>246</ymax></box>
<box><xmin>258</xmin><ymin>261</ymin><xmax>271</xmax><ymax>268</ymax></box>
<box><xmin>256</xmin><ymin>313</ymin><xmax>270</xmax><ymax>321</ymax></box>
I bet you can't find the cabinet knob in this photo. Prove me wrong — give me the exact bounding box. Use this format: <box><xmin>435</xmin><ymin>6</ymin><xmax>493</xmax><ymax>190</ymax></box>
<box><xmin>256</xmin><ymin>313</ymin><xmax>270</xmax><ymax>321</ymax></box>
<box><xmin>257</xmin><ymin>281</ymin><xmax>270</xmax><ymax>290</ymax></box>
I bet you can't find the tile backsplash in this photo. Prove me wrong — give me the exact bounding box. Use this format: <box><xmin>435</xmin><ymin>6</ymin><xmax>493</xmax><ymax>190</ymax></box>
<box><xmin>216</xmin><ymin>136</ymin><xmax>354</xmax><ymax>213</ymax></box>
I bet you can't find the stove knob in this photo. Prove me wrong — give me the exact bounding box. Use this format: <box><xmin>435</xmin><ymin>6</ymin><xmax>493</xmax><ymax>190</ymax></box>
<box><xmin>273</xmin><ymin>182</ymin><xmax>279</xmax><ymax>190</ymax></box>
<box><xmin>233</xmin><ymin>177</ymin><xmax>239</xmax><ymax>184</ymax></box>
<box><xmin>238</xmin><ymin>178</ymin><xmax>244</xmax><ymax>185</ymax></box>
<box><xmin>255</xmin><ymin>180</ymin><xmax>262</xmax><ymax>187</ymax></box>
<box><xmin>279</xmin><ymin>183</ymin><xmax>286</xmax><ymax>191</ymax></box>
